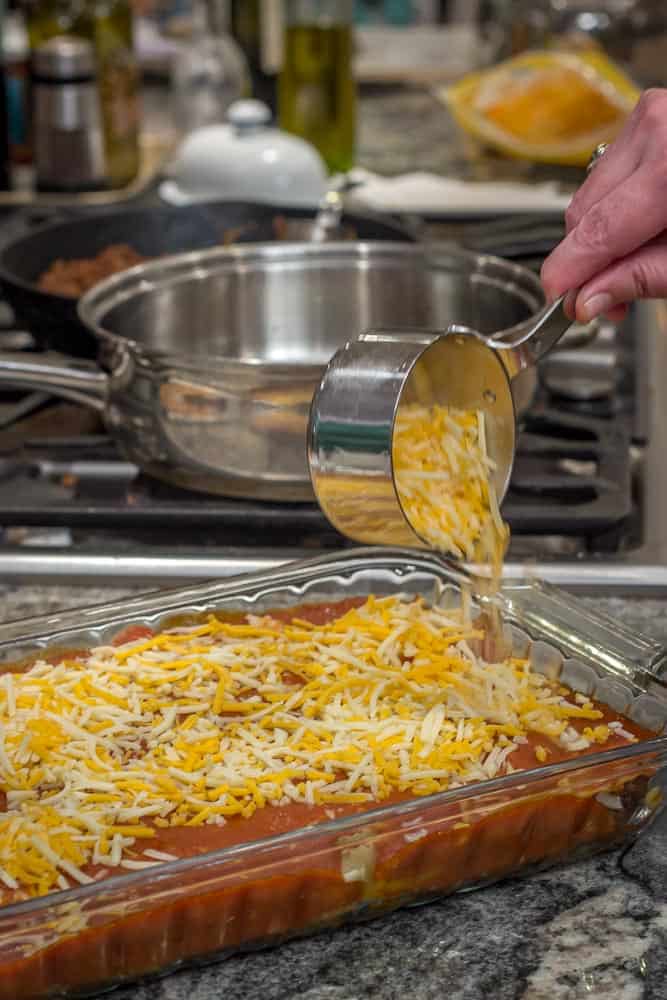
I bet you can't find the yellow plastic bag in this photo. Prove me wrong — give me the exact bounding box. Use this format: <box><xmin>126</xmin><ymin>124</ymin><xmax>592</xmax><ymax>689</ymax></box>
<box><xmin>439</xmin><ymin>50</ymin><xmax>641</xmax><ymax>167</ymax></box>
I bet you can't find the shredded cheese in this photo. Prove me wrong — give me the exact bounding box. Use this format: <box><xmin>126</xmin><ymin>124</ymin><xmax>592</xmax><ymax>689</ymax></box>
<box><xmin>0</xmin><ymin>595</ymin><xmax>626</xmax><ymax>898</ymax></box>
<box><xmin>393</xmin><ymin>403</ymin><xmax>509</xmax><ymax>580</ymax></box>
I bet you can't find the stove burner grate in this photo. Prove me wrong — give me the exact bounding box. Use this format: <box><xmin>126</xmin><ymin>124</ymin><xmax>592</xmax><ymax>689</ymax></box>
<box><xmin>0</xmin><ymin>405</ymin><xmax>632</xmax><ymax>543</ymax></box>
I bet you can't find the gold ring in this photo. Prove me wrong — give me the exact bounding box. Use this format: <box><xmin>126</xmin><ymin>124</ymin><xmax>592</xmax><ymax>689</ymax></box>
<box><xmin>587</xmin><ymin>142</ymin><xmax>609</xmax><ymax>174</ymax></box>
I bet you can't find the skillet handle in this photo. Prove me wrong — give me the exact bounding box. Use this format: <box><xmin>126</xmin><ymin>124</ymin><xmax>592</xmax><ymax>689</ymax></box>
<box><xmin>0</xmin><ymin>353</ymin><xmax>108</xmax><ymax>412</ymax></box>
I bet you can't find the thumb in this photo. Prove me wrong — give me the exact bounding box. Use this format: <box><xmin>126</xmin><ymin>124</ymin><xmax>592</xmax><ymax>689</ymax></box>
<box><xmin>574</xmin><ymin>234</ymin><xmax>667</xmax><ymax>322</ymax></box>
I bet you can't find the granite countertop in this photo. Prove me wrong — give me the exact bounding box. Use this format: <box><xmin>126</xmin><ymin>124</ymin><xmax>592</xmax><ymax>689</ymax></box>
<box><xmin>355</xmin><ymin>86</ymin><xmax>583</xmax><ymax>187</ymax></box>
<box><xmin>139</xmin><ymin>82</ymin><xmax>585</xmax><ymax>187</ymax></box>
<box><xmin>0</xmin><ymin>584</ymin><xmax>665</xmax><ymax>1000</ymax></box>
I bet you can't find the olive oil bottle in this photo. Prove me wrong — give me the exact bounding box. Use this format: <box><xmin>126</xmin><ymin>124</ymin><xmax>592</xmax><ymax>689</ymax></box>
<box><xmin>92</xmin><ymin>0</ymin><xmax>140</xmax><ymax>188</ymax></box>
<box><xmin>279</xmin><ymin>0</ymin><xmax>356</xmax><ymax>173</ymax></box>
<box><xmin>25</xmin><ymin>0</ymin><xmax>140</xmax><ymax>188</ymax></box>
<box><xmin>24</xmin><ymin>0</ymin><xmax>91</xmax><ymax>46</ymax></box>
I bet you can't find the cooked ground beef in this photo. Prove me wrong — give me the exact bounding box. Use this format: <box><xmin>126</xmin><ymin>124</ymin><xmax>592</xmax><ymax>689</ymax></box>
<box><xmin>37</xmin><ymin>244</ymin><xmax>148</xmax><ymax>298</ymax></box>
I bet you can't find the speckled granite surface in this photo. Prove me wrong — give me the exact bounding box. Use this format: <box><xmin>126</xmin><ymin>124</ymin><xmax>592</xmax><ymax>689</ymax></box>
<box><xmin>356</xmin><ymin>86</ymin><xmax>583</xmax><ymax>186</ymax></box>
<box><xmin>141</xmin><ymin>81</ymin><xmax>584</xmax><ymax>187</ymax></box>
<box><xmin>1</xmin><ymin>583</ymin><xmax>666</xmax><ymax>1000</ymax></box>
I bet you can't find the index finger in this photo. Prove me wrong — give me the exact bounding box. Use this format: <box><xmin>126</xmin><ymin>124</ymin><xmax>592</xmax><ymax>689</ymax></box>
<box><xmin>563</xmin><ymin>98</ymin><xmax>646</xmax><ymax>233</ymax></box>
<box><xmin>541</xmin><ymin>163</ymin><xmax>667</xmax><ymax>298</ymax></box>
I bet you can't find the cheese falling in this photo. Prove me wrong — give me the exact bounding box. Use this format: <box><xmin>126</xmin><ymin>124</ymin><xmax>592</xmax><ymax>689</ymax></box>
<box><xmin>0</xmin><ymin>595</ymin><xmax>619</xmax><ymax>898</ymax></box>
<box><xmin>393</xmin><ymin>403</ymin><xmax>509</xmax><ymax>574</ymax></box>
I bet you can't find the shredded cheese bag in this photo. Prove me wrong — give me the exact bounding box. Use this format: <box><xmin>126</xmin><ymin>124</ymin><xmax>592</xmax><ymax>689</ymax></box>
<box><xmin>439</xmin><ymin>49</ymin><xmax>639</xmax><ymax>166</ymax></box>
<box><xmin>0</xmin><ymin>593</ymin><xmax>633</xmax><ymax>899</ymax></box>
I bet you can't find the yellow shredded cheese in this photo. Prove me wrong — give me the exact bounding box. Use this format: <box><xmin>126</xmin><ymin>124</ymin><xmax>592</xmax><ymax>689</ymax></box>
<box><xmin>0</xmin><ymin>595</ymin><xmax>622</xmax><ymax>898</ymax></box>
<box><xmin>393</xmin><ymin>403</ymin><xmax>509</xmax><ymax>577</ymax></box>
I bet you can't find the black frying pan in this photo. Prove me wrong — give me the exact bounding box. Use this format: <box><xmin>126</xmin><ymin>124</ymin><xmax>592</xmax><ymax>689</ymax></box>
<box><xmin>0</xmin><ymin>200</ymin><xmax>416</xmax><ymax>358</ymax></box>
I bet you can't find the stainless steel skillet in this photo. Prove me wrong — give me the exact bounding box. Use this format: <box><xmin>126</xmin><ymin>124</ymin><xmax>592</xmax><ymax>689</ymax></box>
<box><xmin>0</xmin><ymin>242</ymin><xmax>546</xmax><ymax>501</ymax></box>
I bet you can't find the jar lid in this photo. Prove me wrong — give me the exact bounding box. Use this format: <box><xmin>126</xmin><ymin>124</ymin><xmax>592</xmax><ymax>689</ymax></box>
<box><xmin>33</xmin><ymin>36</ymin><xmax>96</xmax><ymax>81</ymax></box>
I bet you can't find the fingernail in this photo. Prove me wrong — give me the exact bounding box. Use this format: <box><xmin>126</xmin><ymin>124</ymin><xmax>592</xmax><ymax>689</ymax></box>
<box><xmin>580</xmin><ymin>292</ymin><xmax>613</xmax><ymax>321</ymax></box>
<box><xmin>542</xmin><ymin>283</ymin><xmax>560</xmax><ymax>304</ymax></box>
<box><xmin>563</xmin><ymin>290</ymin><xmax>577</xmax><ymax>318</ymax></box>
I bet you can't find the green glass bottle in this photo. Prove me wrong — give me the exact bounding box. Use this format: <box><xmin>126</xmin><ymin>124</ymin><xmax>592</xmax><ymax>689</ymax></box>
<box><xmin>279</xmin><ymin>0</ymin><xmax>356</xmax><ymax>174</ymax></box>
<box><xmin>92</xmin><ymin>0</ymin><xmax>141</xmax><ymax>188</ymax></box>
<box><xmin>25</xmin><ymin>0</ymin><xmax>91</xmax><ymax>48</ymax></box>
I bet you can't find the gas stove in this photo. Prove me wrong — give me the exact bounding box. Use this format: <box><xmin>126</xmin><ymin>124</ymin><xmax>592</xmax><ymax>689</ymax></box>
<box><xmin>0</xmin><ymin>290</ymin><xmax>665</xmax><ymax>592</ymax></box>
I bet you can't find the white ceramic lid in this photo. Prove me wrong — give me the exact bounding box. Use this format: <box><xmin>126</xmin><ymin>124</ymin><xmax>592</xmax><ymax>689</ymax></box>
<box><xmin>160</xmin><ymin>100</ymin><xmax>328</xmax><ymax>209</ymax></box>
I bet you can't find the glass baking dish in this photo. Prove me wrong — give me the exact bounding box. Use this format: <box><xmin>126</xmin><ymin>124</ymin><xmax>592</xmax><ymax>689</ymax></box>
<box><xmin>1</xmin><ymin>548</ymin><xmax>666</xmax><ymax>1000</ymax></box>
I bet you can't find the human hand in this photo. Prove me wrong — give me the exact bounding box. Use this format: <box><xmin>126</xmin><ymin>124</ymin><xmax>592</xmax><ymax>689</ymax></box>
<box><xmin>541</xmin><ymin>88</ymin><xmax>667</xmax><ymax>324</ymax></box>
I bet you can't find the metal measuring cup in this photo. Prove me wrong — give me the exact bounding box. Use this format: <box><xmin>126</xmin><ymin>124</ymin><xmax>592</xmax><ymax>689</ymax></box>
<box><xmin>307</xmin><ymin>295</ymin><xmax>570</xmax><ymax>553</ymax></box>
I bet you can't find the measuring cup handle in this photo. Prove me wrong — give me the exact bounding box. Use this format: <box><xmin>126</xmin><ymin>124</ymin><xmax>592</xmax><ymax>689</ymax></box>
<box><xmin>487</xmin><ymin>295</ymin><xmax>571</xmax><ymax>369</ymax></box>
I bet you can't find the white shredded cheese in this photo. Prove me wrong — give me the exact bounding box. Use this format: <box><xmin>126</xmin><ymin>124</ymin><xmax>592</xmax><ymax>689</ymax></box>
<box><xmin>0</xmin><ymin>595</ymin><xmax>628</xmax><ymax>899</ymax></box>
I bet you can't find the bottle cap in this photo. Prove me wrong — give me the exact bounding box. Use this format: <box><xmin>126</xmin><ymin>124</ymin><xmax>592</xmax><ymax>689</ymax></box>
<box><xmin>33</xmin><ymin>36</ymin><xmax>96</xmax><ymax>81</ymax></box>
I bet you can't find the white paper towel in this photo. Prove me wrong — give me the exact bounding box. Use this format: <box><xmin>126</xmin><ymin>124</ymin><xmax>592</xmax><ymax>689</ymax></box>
<box><xmin>349</xmin><ymin>169</ymin><xmax>572</xmax><ymax>217</ymax></box>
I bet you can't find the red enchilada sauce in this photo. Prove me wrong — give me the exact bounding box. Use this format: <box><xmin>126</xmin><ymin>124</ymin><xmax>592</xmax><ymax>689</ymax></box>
<box><xmin>0</xmin><ymin>597</ymin><xmax>657</xmax><ymax>1000</ymax></box>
